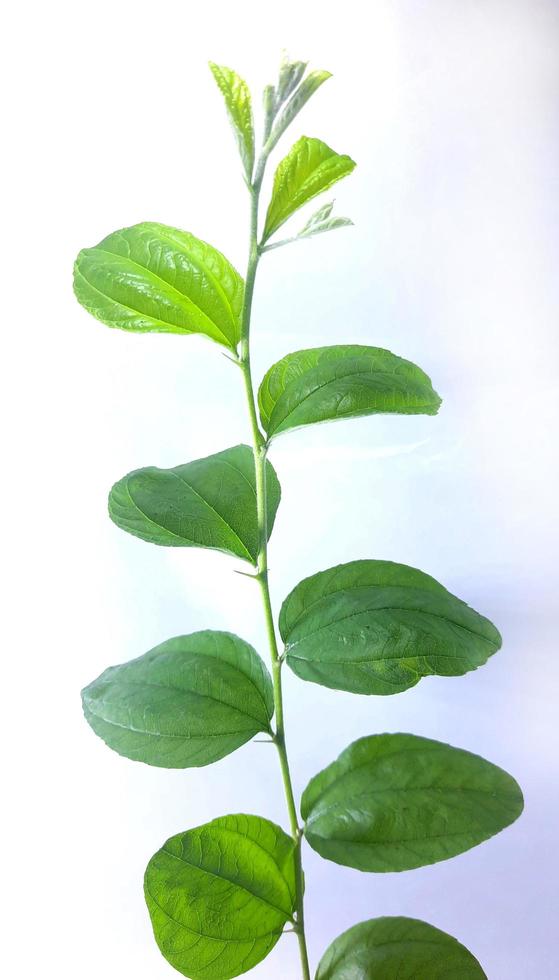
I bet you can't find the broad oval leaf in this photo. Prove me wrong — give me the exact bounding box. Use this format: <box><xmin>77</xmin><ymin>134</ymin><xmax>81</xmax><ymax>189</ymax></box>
<box><xmin>316</xmin><ymin>916</ymin><xmax>487</xmax><ymax>979</ymax></box>
<box><xmin>145</xmin><ymin>814</ymin><xmax>296</xmax><ymax>979</ymax></box>
<box><xmin>258</xmin><ymin>345</ymin><xmax>441</xmax><ymax>438</ymax></box>
<box><xmin>108</xmin><ymin>444</ymin><xmax>280</xmax><ymax>564</ymax></box>
<box><xmin>82</xmin><ymin>631</ymin><xmax>273</xmax><ymax>768</ymax></box>
<box><xmin>263</xmin><ymin>136</ymin><xmax>356</xmax><ymax>241</ymax></box>
<box><xmin>73</xmin><ymin>222</ymin><xmax>244</xmax><ymax>349</ymax></box>
<box><xmin>209</xmin><ymin>63</ymin><xmax>255</xmax><ymax>182</ymax></box>
<box><xmin>280</xmin><ymin>560</ymin><xmax>501</xmax><ymax>695</ymax></box>
<box><xmin>302</xmin><ymin>733</ymin><xmax>523</xmax><ymax>872</ymax></box>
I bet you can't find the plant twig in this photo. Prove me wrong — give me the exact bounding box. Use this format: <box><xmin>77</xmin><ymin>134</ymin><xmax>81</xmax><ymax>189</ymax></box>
<box><xmin>236</xmin><ymin>147</ymin><xmax>311</xmax><ymax>980</ymax></box>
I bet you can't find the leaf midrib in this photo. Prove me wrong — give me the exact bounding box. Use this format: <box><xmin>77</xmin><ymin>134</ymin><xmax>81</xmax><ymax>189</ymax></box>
<box><xmin>306</xmin><ymin>821</ymin><xmax>506</xmax><ymax>848</ymax></box>
<box><xmin>145</xmin><ymin>880</ymin><xmax>285</xmax><ymax>943</ymax></box>
<box><xmin>85</xmin><ymin>691</ymin><xmax>267</xmax><ymax>736</ymax></box>
<box><xmin>302</xmin><ymin>741</ymin><xmax>464</xmax><ymax>819</ymax></box>
<box><xmin>85</xmin><ymin>704</ymin><xmax>257</xmax><ymax>741</ymax></box>
<box><xmin>74</xmin><ymin>267</ymin><xmax>208</xmax><ymax>338</ymax></box>
<box><xmin>146</xmin><ymin>226</ymin><xmax>242</xmax><ymax>338</ymax></box>
<box><xmin>168</xmin><ymin>467</ymin><xmax>254</xmax><ymax>561</ymax></box>
<box><xmin>286</xmin><ymin>601</ymin><xmax>496</xmax><ymax>648</ymax></box>
<box><xmin>80</xmin><ymin>248</ymin><xmax>233</xmax><ymax>347</ymax></box>
<box><xmin>280</xmin><ymin>566</ymin><xmax>448</xmax><ymax>637</ymax></box>
<box><xmin>306</xmin><ymin>783</ymin><xmax>516</xmax><ymax>830</ymax></box>
<box><xmin>276</xmin><ymin>155</ymin><xmax>353</xmax><ymax>226</ymax></box>
<box><xmin>160</xmin><ymin>844</ymin><xmax>294</xmax><ymax>921</ymax></box>
<box><xmin>269</xmin><ymin>365</ymin><xmax>438</xmax><ymax>434</ymax></box>
<box><xmin>303</xmin><ymin>741</ymin><xmax>518</xmax><ymax>825</ymax></box>
<box><xmin>117</xmin><ymin>466</ymin><xmax>253</xmax><ymax>562</ymax></box>
<box><xmin>85</xmin><ymin>658</ymin><xmax>271</xmax><ymax>731</ymax></box>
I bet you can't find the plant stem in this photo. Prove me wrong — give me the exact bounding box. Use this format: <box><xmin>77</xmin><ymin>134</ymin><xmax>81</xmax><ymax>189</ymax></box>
<box><xmin>237</xmin><ymin>160</ymin><xmax>311</xmax><ymax>980</ymax></box>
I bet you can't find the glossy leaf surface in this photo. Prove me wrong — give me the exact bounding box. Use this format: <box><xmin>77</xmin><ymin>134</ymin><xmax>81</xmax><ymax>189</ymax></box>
<box><xmin>145</xmin><ymin>814</ymin><xmax>296</xmax><ymax>979</ymax></box>
<box><xmin>109</xmin><ymin>444</ymin><xmax>280</xmax><ymax>563</ymax></box>
<box><xmin>74</xmin><ymin>222</ymin><xmax>244</xmax><ymax>349</ymax></box>
<box><xmin>316</xmin><ymin>917</ymin><xmax>487</xmax><ymax>979</ymax></box>
<box><xmin>82</xmin><ymin>631</ymin><xmax>273</xmax><ymax>768</ymax></box>
<box><xmin>302</xmin><ymin>733</ymin><xmax>523</xmax><ymax>872</ymax></box>
<box><xmin>263</xmin><ymin>136</ymin><xmax>355</xmax><ymax>241</ymax></box>
<box><xmin>258</xmin><ymin>345</ymin><xmax>441</xmax><ymax>438</ymax></box>
<box><xmin>280</xmin><ymin>560</ymin><xmax>501</xmax><ymax>695</ymax></box>
<box><xmin>267</xmin><ymin>69</ymin><xmax>332</xmax><ymax>151</ymax></box>
<box><xmin>209</xmin><ymin>63</ymin><xmax>255</xmax><ymax>181</ymax></box>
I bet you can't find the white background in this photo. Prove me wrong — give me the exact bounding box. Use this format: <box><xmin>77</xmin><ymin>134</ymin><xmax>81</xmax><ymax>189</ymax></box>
<box><xmin>3</xmin><ymin>1</ymin><xmax>558</xmax><ymax>977</ymax></box>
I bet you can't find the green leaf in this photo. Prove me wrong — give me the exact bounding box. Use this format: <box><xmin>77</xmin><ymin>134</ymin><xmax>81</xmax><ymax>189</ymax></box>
<box><xmin>316</xmin><ymin>916</ymin><xmax>487</xmax><ymax>979</ymax></box>
<box><xmin>108</xmin><ymin>444</ymin><xmax>280</xmax><ymax>564</ymax></box>
<box><xmin>145</xmin><ymin>814</ymin><xmax>297</xmax><ymax>979</ymax></box>
<box><xmin>258</xmin><ymin>345</ymin><xmax>441</xmax><ymax>438</ymax></box>
<box><xmin>302</xmin><ymin>733</ymin><xmax>523</xmax><ymax>873</ymax></box>
<box><xmin>82</xmin><ymin>631</ymin><xmax>273</xmax><ymax>769</ymax></box>
<box><xmin>263</xmin><ymin>136</ymin><xmax>356</xmax><ymax>241</ymax></box>
<box><xmin>73</xmin><ymin>222</ymin><xmax>244</xmax><ymax>350</ymax></box>
<box><xmin>266</xmin><ymin>70</ymin><xmax>332</xmax><ymax>152</ymax></box>
<box><xmin>209</xmin><ymin>63</ymin><xmax>255</xmax><ymax>182</ymax></box>
<box><xmin>280</xmin><ymin>560</ymin><xmax>501</xmax><ymax>695</ymax></box>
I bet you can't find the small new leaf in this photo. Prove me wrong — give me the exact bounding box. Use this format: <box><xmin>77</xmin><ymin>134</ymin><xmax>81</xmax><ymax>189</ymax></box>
<box><xmin>145</xmin><ymin>814</ymin><xmax>297</xmax><ymax>979</ymax></box>
<box><xmin>108</xmin><ymin>444</ymin><xmax>281</xmax><ymax>564</ymax></box>
<box><xmin>82</xmin><ymin>631</ymin><xmax>274</xmax><ymax>768</ymax></box>
<box><xmin>302</xmin><ymin>733</ymin><xmax>524</xmax><ymax>872</ymax></box>
<box><xmin>263</xmin><ymin>84</ymin><xmax>276</xmax><ymax>140</ymax></box>
<box><xmin>276</xmin><ymin>53</ymin><xmax>308</xmax><ymax>107</ymax></box>
<box><xmin>280</xmin><ymin>560</ymin><xmax>502</xmax><ymax>695</ymax></box>
<box><xmin>316</xmin><ymin>917</ymin><xmax>487</xmax><ymax>979</ymax></box>
<box><xmin>266</xmin><ymin>69</ymin><xmax>332</xmax><ymax>152</ymax></box>
<box><xmin>74</xmin><ymin>222</ymin><xmax>244</xmax><ymax>350</ymax></box>
<box><xmin>302</xmin><ymin>200</ymin><xmax>335</xmax><ymax>226</ymax></box>
<box><xmin>263</xmin><ymin>136</ymin><xmax>356</xmax><ymax>241</ymax></box>
<box><xmin>258</xmin><ymin>345</ymin><xmax>441</xmax><ymax>438</ymax></box>
<box><xmin>209</xmin><ymin>62</ymin><xmax>255</xmax><ymax>182</ymax></box>
<box><xmin>263</xmin><ymin>202</ymin><xmax>353</xmax><ymax>251</ymax></box>
<box><xmin>301</xmin><ymin>216</ymin><xmax>353</xmax><ymax>239</ymax></box>
<box><xmin>297</xmin><ymin>200</ymin><xmax>353</xmax><ymax>240</ymax></box>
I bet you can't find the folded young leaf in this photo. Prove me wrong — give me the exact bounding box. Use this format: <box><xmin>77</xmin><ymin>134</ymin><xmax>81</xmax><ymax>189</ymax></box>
<box><xmin>300</xmin><ymin>200</ymin><xmax>336</xmax><ymax>228</ymax></box>
<box><xmin>316</xmin><ymin>916</ymin><xmax>487</xmax><ymax>979</ymax></box>
<box><xmin>73</xmin><ymin>222</ymin><xmax>244</xmax><ymax>349</ymax></box>
<box><xmin>266</xmin><ymin>70</ymin><xmax>332</xmax><ymax>152</ymax></box>
<box><xmin>276</xmin><ymin>55</ymin><xmax>308</xmax><ymax>108</ymax></box>
<box><xmin>108</xmin><ymin>444</ymin><xmax>280</xmax><ymax>563</ymax></box>
<box><xmin>263</xmin><ymin>136</ymin><xmax>356</xmax><ymax>241</ymax></box>
<box><xmin>302</xmin><ymin>733</ymin><xmax>523</xmax><ymax>873</ymax></box>
<box><xmin>297</xmin><ymin>200</ymin><xmax>353</xmax><ymax>240</ymax></box>
<box><xmin>280</xmin><ymin>560</ymin><xmax>501</xmax><ymax>695</ymax></box>
<box><xmin>209</xmin><ymin>63</ymin><xmax>255</xmax><ymax>182</ymax></box>
<box><xmin>145</xmin><ymin>814</ymin><xmax>297</xmax><ymax>979</ymax></box>
<box><xmin>82</xmin><ymin>631</ymin><xmax>273</xmax><ymax>768</ymax></box>
<box><xmin>263</xmin><ymin>59</ymin><xmax>308</xmax><ymax>142</ymax></box>
<box><xmin>258</xmin><ymin>345</ymin><xmax>441</xmax><ymax>438</ymax></box>
<box><xmin>263</xmin><ymin>83</ymin><xmax>277</xmax><ymax>141</ymax></box>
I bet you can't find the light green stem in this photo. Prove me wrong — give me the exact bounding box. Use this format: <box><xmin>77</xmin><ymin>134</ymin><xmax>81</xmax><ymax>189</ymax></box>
<box><xmin>237</xmin><ymin>159</ymin><xmax>311</xmax><ymax>980</ymax></box>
